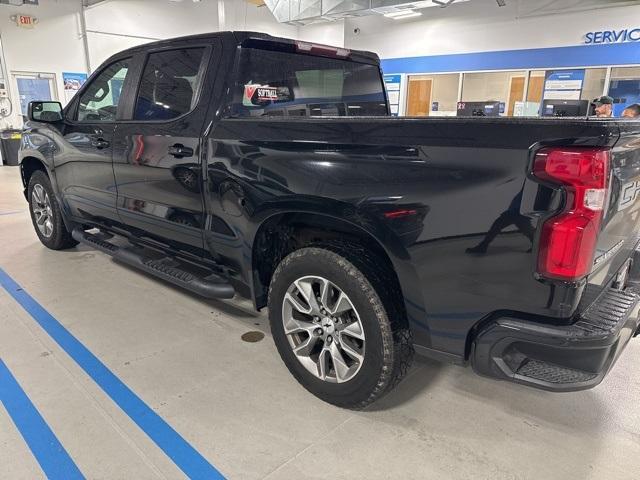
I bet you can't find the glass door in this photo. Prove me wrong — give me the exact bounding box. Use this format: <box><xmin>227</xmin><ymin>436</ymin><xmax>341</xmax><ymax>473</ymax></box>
<box><xmin>609</xmin><ymin>67</ymin><xmax>640</xmax><ymax>117</ymax></box>
<box><xmin>12</xmin><ymin>71</ymin><xmax>58</xmax><ymax>123</ymax></box>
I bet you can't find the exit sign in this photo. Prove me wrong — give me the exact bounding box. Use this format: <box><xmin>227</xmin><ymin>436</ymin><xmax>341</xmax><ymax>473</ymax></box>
<box><xmin>12</xmin><ymin>14</ymin><xmax>38</xmax><ymax>28</ymax></box>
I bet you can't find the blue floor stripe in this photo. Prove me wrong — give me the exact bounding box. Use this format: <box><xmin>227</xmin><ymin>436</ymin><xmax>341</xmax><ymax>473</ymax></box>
<box><xmin>0</xmin><ymin>359</ymin><xmax>85</xmax><ymax>480</ymax></box>
<box><xmin>0</xmin><ymin>267</ymin><xmax>225</xmax><ymax>480</ymax></box>
<box><xmin>0</xmin><ymin>210</ymin><xmax>25</xmax><ymax>216</ymax></box>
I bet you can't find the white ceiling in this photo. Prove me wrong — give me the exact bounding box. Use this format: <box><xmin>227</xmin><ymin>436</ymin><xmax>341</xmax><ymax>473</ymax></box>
<box><xmin>514</xmin><ymin>0</ymin><xmax>640</xmax><ymax>17</ymax></box>
<box><xmin>261</xmin><ymin>0</ymin><xmax>640</xmax><ymax>24</ymax></box>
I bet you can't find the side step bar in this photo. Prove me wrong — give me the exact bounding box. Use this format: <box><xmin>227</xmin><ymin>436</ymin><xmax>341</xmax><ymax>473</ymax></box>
<box><xmin>72</xmin><ymin>228</ymin><xmax>235</xmax><ymax>299</ymax></box>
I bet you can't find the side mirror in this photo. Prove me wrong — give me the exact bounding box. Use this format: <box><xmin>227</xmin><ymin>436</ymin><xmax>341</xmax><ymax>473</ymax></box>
<box><xmin>28</xmin><ymin>101</ymin><xmax>63</xmax><ymax>122</ymax></box>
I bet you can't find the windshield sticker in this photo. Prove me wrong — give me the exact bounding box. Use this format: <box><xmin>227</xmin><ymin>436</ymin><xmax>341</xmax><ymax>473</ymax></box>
<box><xmin>243</xmin><ymin>84</ymin><xmax>278</xmax><ymax>106</ymax></box>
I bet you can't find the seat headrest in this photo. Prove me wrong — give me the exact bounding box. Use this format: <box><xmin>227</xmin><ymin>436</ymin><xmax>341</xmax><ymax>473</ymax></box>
<box><xmin>153</xmin><ymin>76</ymin><xmax>193</xmax><ymax>116</ymax></box>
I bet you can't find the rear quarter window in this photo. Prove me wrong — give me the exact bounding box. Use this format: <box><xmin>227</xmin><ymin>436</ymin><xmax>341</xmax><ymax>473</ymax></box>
<box><xmin>228</xmin><ymin>48</ymin><xmax>388</xmax><ymax>118</ymax></box>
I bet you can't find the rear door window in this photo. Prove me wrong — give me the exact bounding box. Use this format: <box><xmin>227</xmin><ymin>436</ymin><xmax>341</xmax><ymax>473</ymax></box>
<box><xmin>133</xmin><ymin>47</ymin><xmax>205</xmax><ymax>121</ymax></box>
<box><xmin>229</xmin><ymin>47</ymin><xmax>388</xmax><ymax>117</ymax></box>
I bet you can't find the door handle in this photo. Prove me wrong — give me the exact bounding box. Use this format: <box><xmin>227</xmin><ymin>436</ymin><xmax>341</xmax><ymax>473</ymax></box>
<box><xmin>91</xmin><ymin>138</ymin><xmax>110</xmax><ymax>149</ymax></box>
<box><xmin>168</xmin><ymin>144</ymin><xmax>194</xmax><ymax>158</ymax></box>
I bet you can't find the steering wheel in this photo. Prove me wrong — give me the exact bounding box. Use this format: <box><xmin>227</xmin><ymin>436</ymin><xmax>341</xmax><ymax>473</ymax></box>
<box><xmin>96</xmin><ymin>105</ymin><xmax>117</xmax><ymax>121</ymax></box>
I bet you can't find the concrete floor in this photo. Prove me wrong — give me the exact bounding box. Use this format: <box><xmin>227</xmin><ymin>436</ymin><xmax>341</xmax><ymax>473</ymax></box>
<box><xmin>1</xmin><ymin>165</ymin><xmax>639</xmax><ymax>480</ymax></box>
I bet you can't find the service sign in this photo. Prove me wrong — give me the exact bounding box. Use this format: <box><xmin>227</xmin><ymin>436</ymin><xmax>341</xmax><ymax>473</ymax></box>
<box><xmin>584</xmin><ymin>28</ymin><xmax>640</xmax><ymax>44</ymax></box>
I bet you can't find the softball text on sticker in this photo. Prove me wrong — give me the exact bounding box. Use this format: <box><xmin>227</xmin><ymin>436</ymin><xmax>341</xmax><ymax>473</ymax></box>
<box><xmin>243</xmin><ymin>84</ymin><xmax>278</xmax><ymax>105</ymax></box>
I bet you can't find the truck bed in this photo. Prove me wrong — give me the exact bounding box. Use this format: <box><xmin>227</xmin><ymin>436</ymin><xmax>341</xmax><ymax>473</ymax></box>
<box><xmin>211</xmin><ymin>115</ymin><xmax>640</xmax><ymax>359</ymax></box>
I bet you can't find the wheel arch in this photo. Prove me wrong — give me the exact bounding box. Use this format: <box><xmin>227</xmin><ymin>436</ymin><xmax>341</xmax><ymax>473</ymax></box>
<box><xmin>20</xmin><ymin>155</ymin><xmax>50</xmax><ymax>196</ymax></box>
<box><xmin>21</xmin><ymin>154</ymin><xmax>75</xmax><ymax>232</ymax></box>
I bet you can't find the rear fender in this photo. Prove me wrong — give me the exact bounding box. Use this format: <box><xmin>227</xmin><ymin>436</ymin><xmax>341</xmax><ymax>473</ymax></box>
<box><xmin>248</xmin><ymin>198</ymin><xmax>428</xmax><ymax>340</ymax></box>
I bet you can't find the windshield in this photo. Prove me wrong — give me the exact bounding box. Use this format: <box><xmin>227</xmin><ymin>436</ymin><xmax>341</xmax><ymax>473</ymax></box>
<box><xmin>227</xmin><ymin>47</ymin><xmax>388</xmax><ymax>118</ymax></box>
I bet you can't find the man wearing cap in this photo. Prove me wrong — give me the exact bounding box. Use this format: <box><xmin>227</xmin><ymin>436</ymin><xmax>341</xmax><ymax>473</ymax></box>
<box><xmin>592</xmin><ymin>95</ymin><xmax>613</xmax><ymax>117</ymax></box>
<box><xmin>622</xmin><ymin>103</ymin><xmax>640</xmax><ymax>119</ymax></box>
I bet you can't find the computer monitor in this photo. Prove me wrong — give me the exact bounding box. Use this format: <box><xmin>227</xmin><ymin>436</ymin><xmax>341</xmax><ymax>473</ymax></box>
<box><xmin>541</xmin><ymin>99</ymin><xmax>589</xmax><ymax>117</ymax></box>
<box><xmin>456</xmin><ymin>101</ymin><xmax>501</xmax><ymax>117</ymax></box>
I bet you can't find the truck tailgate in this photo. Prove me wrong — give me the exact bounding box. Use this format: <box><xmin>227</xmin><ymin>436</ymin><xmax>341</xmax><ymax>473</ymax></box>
<box><xmin>589</xmin><ymin>123</ymin><xmax>640</xmax><ymax>291</ymax></box>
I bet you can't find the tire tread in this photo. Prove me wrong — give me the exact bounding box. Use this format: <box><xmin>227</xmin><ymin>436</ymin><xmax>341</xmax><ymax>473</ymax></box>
<box><xmin>269</xmin><ymin>245</ymin><xmax>413</xmax><ymax>409</ymax></box>
<box><xmin>27</xmin><ymin>170</ymin><xmax>78</xmax><ymax>250</ymax></box>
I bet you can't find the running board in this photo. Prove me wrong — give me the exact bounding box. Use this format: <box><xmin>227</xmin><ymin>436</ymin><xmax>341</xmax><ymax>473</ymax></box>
<box><xmin>72</xmin><ymin>228</ymin><xmax>235</xmax><ymax>299</ymax></box>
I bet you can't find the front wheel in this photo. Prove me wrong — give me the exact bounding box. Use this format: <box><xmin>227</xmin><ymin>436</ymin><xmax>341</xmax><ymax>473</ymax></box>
<box><xmin>27</xmin><ymin>170</ymin><xmax>78</xmax><ymax>250</ymax></box>
<box><xmin>268</xmin><ymin>247</ymin><xmax>413</xmax><ymax>409</ymax></box>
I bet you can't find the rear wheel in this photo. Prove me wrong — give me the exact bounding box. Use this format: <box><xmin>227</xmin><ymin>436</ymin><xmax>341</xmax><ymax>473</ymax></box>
<box><xmin>27</xmin><ymin>170</ymin><xmax>78</xmax><ymax>250</ymax></box>
<box><xmin>268</xmin><ymin>247</ymin><xmax>413</xmax><ymax>409</ymax></box>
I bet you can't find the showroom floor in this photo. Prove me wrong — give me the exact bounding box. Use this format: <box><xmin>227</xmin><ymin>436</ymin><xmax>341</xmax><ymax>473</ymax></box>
<box><xmin>1</xmin><ymin>166</ymin><xmax>639</xmax><ymax>480</ymax></box>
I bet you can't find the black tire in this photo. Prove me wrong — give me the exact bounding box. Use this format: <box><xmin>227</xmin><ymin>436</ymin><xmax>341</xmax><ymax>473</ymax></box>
<box><xmin>268</xmin><ymin>247</ymin><xmax>413</xmax><ymax>409</ymax></box>
<box><xmin>27</xmin><ymin>170</ymin><xmax>78</xmax><ymax>250</ymax></box>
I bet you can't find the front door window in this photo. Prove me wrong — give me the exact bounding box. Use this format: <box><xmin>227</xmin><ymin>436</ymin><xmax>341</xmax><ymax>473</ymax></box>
<box><xmin>77</xmin><ymin>59</ymin><xmax>130</xmax><ymax>122</ymax></box>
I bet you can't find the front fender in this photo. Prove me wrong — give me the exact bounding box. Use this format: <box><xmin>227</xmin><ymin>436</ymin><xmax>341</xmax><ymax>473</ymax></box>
<box><xmin>19</xmin><ymin>126</ymin><xmax>59</xmax><ymax>192</ymax></box>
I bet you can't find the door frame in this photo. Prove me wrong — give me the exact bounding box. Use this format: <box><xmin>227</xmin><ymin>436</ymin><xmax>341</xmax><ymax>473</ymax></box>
<box><xmin>109</xmin><ymin>41</ymin><xmax>222</xmax><ymax>256</ymax></box>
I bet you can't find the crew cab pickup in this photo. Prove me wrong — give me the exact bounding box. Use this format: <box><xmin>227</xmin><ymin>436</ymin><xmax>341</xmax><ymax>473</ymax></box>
<box><xmin>19</xmin><ymin>31</ymin><xmax>640</xmax><ymax>408</ymax></box>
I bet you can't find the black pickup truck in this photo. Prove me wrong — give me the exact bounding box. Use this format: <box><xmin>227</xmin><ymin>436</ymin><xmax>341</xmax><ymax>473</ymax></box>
<box><xmin>19</xmin><ymin>31</ymin><xmax>640</xmax><ymax>408</ymax></box>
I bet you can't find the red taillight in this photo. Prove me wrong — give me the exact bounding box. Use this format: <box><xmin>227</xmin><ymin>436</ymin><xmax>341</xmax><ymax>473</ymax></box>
<box><xmin>295</xmin><ymin>41</ymin><xmax>350</xmax><ymax>58</ymax></box>
<box><xmin>533</xmin><ymin>147</ymin><xmax>610</xmax><ymax>281</ymax></box>
<box><xmin>384</xmin><ymin>209</ymin><xmax>417</xmax><ymax>219</ymax></box>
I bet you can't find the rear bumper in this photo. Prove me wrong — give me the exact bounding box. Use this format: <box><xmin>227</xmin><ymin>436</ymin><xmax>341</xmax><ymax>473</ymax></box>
<box><xmin>471</xmin><ymin>286</ymin><xmax>640</xmax><ymax>392</ymax></box>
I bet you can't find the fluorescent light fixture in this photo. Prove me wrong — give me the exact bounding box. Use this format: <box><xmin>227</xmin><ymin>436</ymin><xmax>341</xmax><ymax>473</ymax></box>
<box><xmin>384</xmin><ymin>10</ymin><xmax>422</xmax><ymax>19</ymax></box>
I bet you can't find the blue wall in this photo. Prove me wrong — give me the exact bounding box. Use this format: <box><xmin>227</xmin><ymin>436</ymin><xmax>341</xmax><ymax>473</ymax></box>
<box><xmin>381</xmin><ymin>41</ymin><xmax>640</xmax><ymax>74</ymax></box>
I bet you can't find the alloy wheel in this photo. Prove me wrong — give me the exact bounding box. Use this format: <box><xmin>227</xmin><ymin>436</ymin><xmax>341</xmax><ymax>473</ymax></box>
<box><xmin>31</xmin><ymin>184</ymin><xmax>54</xmax><ymax>238</ymax></box>
<box><xmin>282</xmin><ymin>275</ymin><xmax>366</xmax><ymax>383</ymax></box>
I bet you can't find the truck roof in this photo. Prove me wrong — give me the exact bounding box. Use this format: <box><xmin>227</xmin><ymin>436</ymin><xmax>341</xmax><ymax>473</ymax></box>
<box><xmin>105</xmin><ymin>30</ymin><xmax>381</xmax><ymax>66</ymax></box>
